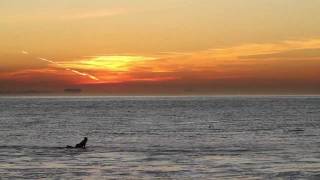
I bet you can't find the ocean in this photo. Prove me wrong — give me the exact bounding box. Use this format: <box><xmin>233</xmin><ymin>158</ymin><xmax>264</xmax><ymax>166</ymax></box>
<box><xmin>0</xmin><ymin>96</ymin><xmax>320</xmax><ymax>179</ymax></box>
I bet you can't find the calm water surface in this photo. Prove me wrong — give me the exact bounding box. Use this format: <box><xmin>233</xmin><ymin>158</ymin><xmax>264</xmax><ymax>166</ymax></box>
<box><xmin>0</xmin><ymin>96</ymin><xmax>320</xmax><ymax>179</ymax></box>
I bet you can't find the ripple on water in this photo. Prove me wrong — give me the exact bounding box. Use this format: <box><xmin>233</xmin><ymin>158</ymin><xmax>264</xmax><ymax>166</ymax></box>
<box><xmin>1</xmin><ymin>96</ymin><xmax>320</xmax><ymax>179</ymax></box>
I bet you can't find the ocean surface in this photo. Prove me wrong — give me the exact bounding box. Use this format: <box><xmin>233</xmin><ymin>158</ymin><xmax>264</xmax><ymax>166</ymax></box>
<box><xmin>0</xmin><ymin>96</ymin><xmax>320</xmax><ymax>179</ymax></box>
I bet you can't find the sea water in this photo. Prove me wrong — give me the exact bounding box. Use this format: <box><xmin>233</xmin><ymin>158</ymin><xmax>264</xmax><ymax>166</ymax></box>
<box><xmin>0</xmin><ymin>96</ymin><xmax>320</xmax><ymax>179</ymax></box>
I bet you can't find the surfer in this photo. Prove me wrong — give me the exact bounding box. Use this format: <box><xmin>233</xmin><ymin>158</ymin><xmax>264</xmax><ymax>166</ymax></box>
<box><xmin>66</xmin><ymin>137</ymin><xmax>88</xmax><ymax>149</ymax></box>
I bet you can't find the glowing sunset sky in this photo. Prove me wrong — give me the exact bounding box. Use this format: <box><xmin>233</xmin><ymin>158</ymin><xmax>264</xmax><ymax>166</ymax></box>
<box><xmin>1</xmin><ymin>0</ymin><xmax>320</xmax><ymax>94</ymax></box>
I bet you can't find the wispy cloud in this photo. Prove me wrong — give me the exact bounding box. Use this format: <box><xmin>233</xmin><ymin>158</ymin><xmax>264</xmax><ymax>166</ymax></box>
<box><xmin>10</xmin><ymin>38</ymin><xmax>320</xmax><ymax>86</ymax></box>
<box><xmin>239</xmin><ymin>48</ymin><xmax>320</xmax><ymax>59</ymax></box>
<box><xmin>60</xmin><ymin>8</ymin><xmax>129</xmax><ymax>20</ymax></box>
<box><xmin>21</xmin><ymin>51</ymin><xmax>29</xmax><ymax>55</ymax></box>
<box><xmin>48</xmin><ymin>38</ymin><xmax>320</xmax><ymax>84</ymax></box>
<box><xmin>201</xmin><ymin>38</ymin><xmax>320</xmax><ymax>59</ymax></box>
<box><xmin>1</xmin><ymin>8</ymin><xmax>130</xmax><ymax>22</ymax></box>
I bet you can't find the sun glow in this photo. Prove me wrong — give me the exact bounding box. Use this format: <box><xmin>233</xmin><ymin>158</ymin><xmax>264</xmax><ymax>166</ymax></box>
<box><xmin>54</xmin><ymin>55</ymin><xmax>170</xmax><ymax>84</ymax></box>
<box><xmin>63</xmin><ymin>56</ymin><xmax>155</xmax><ymax>72</ymax></box>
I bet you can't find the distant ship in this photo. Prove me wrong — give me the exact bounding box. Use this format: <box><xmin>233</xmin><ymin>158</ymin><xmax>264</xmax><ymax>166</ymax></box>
<box><xmin>64</xmin><ymin>88</ymin><xmax>82</xmax><ymax>93</ymax></box>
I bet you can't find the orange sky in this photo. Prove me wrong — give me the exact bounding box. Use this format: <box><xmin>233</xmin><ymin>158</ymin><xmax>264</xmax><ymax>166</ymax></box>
<box><xmin>1</xmin><ymin>0</ymin><xmax>320</xmax><ymax>94</ymax></box>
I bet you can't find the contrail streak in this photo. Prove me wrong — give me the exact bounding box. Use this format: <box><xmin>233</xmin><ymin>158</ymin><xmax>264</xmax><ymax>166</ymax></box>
<box><xmin>22</xmin><ymin>51</ymin><xmax>99</xmax><ymax>81</ymax></box>
<box><xmin>38</xmin><ymin>58</ymin><xmax>56</xmax><ymax>64</ymax></box>
<box><xmin>70</xmin><ymin>69</ymin><xmax>99</xmax><ymax>81</ymax></box>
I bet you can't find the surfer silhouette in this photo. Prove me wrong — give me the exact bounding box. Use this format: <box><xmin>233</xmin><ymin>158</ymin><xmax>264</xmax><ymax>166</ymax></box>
<box><xmin>66</xmin><ymin>137</ymin><xmax>88</xmax><ymax>149</ymax></box>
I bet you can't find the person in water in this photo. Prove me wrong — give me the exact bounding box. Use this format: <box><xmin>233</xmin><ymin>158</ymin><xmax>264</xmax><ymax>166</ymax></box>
<box><xmin>66</xmin><ymin>137</ymin><xmax>88</xmax><ymax>149</ymax></box>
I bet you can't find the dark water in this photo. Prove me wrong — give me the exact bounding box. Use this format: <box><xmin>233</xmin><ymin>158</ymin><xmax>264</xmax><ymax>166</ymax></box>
<box><xmin>0</xmin><ymin>96</ymin><xmax>320</xmax><ymax>179</ymax></box>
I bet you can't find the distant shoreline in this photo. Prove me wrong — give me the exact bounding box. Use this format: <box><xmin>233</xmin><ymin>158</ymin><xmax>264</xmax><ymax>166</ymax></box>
<box><xmin>1</xmin><ymin>94</ymin><xmax>320</xmax><ymax>98</ymax></box>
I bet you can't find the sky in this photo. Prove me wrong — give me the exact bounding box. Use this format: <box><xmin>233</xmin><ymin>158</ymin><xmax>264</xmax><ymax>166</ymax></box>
<box><xmin>1</xmin><ymin>0</ymin><xmax>320</xmax><ymax>95</ymax></box>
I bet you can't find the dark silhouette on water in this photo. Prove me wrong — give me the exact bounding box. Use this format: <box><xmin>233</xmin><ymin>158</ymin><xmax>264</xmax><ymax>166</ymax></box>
<box><xmin>66</xmin><ymin>137</ymin><xmax>88</xmax><ymax>149</ymax></box>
